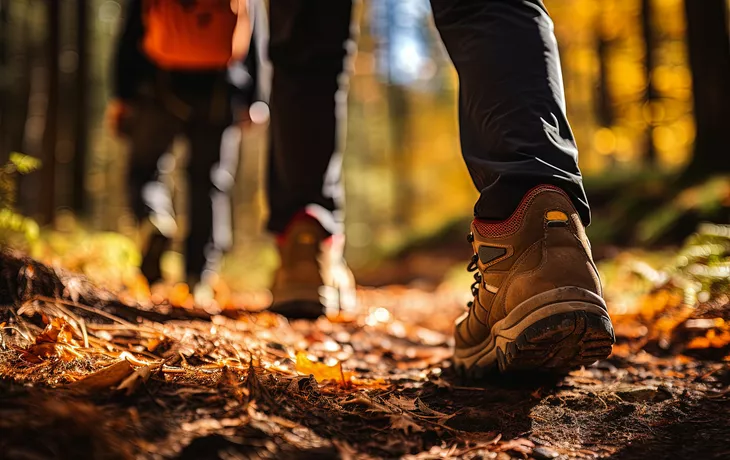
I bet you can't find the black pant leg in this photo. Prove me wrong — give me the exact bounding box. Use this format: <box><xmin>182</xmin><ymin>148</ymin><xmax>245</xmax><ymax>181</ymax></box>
<box><xmin>184</xmin><ymin>121</ymin><xmax>234</xmax><ymax>282</ymax></box>
<box><xmin>266</xmin><ymin>0</ymin><xmax>354</xmax><ymax>235</ymax></box>
<box><xmin>125</xmin><ymin>95</ymin><xmax>180</xmax><ymax>230</ymax></box>
<box><xmin>430</xmin><ymin>0</ymin><xmax>591</xmax><ymax>224</ymax></box>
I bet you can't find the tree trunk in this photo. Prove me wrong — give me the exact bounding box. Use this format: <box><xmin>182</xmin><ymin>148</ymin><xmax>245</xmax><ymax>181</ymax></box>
<box><xmin>387</xmin><ymin>84</ymin><xmax>412</xmax><ymax>229</ymax></box>
<box><xmin>595</xmin><ymin>6</ymin><xmax>614</xmax><ymax>129</ymax></box>
<box><xmin>0</xmin><ymin>0</ymin><xmax>8</xmax><ymax>162</ymax></box>
<box><xmin>72</xmin><ymin>0</ymin><xmax>89</xmax><ymax>213</ymax></box>
<box><xmin>38</xmin><ymin>0</ymin><xmax>60</xmax><ymax>224</ymax></box>
<box><xmin>681</xmin><ymin>0</ymin><xmax>730</xmax><ymax>180</ymax></box>
<box><xmin>640</xmin><ymin>0</ymin><xmax>658</xmax><ymax>165</ymax></box>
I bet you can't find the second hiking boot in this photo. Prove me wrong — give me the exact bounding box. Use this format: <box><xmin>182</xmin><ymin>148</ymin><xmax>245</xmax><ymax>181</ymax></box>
<box><xmin>140</xmin><ymin>229</ymin><xmax>171</xmax><ymax>286</ymax></box>
<box><xmin>453</xmin><ymin>185</ymin><xmax>615</xmax><ymax>376</ymax></box>
<box><xmin>270</xmin><ymin>212</ymin><xmax>356</xmax><ymax>319</ymax></box>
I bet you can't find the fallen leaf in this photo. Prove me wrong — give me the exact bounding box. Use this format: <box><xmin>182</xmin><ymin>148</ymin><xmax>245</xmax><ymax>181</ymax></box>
<box><xmin>496</xmin><ymin>438</ymin><xmax>535</xmax><ymax>455</ymax></box>
<box><xmin>532</xmin><ymin>446</ymin><xmax>560</xmax><ymax>459</ymax></box>
<box><xmin>20</xmin><ymin>317</ymin><xmax>82</xmax><ymax>363</ymax></box>
<box><xmin>430</xmin><ymin>376</ymin><xmax>452</xmax><ymax>390</ymax></box>
<box><xmin>295</xmin><ymin>351</ymin><xmax>346</xmax><ymax>384</ymax></box>
<box><xmin>67</xmin><ymin>360</ymin><xmax>135</xmax><ymax>392</ymax></box>
<box><xmin>36</xmin><ymin>317</ymin><xmax>77</xmax><ymax>345</ymax></box>
<box><xmin>144</xmin><ymin>337</ymin><xmax>163</xmax><ymax>352</ymax></box>
<box><xmin>416</xmin><ymin>398</ymin><xmax>455</xmax><ymax>423</ymax></box>
<box><xmin>389</xmin><ymin>414</ymin><xmax>424</xmax><ymax>434</ymax></box>
<box><xmin>116</xmin><ymin>364</ymin><xmax>156</xmax><ymax>396</ymax></box>
<box><xmin>341</xmin><ymin>394</ymin><xmax>391</xmax><ymax>413</ymax></box>
<box><xmin>18</xmin><ymin>343</ymin><xmax>53</xmax><ymax>363</ymax></box>
<box><xmin>388</xmin><ymin>395</ymin><xmax>417</xmax><ymax>411</ymax></box>
<box><xmin>688</xmin><ymin>329</ymin><xmax>730</xmax><ymax>349</ymax></box>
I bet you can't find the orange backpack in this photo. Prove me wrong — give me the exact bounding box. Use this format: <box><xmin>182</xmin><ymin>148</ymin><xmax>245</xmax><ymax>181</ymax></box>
<box><xmin>142</xmin><ymin>0</ymin><xmax>241</xmax><ymax>70</ymax></box>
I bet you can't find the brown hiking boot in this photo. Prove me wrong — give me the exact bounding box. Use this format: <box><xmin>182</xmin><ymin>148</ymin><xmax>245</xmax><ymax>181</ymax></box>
<box><xmin>453</xmin><ymin>185</ymin><xmax>614</xmax><ymax>376</ymax></box>
<box><xmin>270</xmin><ymin>213</ymin><xmax>356</xmax><ymax>319</ymax></box>
<box><xmin>139</xmin><ymin>218</ymin><xmax>172</xmax><ymax>286</ymax></box>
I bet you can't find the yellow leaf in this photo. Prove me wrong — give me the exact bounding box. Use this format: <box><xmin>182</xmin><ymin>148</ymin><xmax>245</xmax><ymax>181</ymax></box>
<box><xmin>295</xmin><ymin>351</ymin><xmax>346</xmax><ymax>384</ymax></box>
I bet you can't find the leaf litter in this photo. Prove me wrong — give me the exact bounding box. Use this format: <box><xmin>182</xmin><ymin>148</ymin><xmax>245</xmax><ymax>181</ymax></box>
<box><xmin>0</xmin><ymin>224</ymin><xmax>729</xmax><ymax>458</ymax></box>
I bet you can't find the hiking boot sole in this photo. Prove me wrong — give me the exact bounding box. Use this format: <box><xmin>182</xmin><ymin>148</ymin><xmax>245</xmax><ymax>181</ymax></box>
<box><xmin>270</xmin><ymin>286</ymin><xmax>325</xmax><ymax>319</ymax></box>
<box><xmin>454</xmin><ymin>287</ymin><xmax>615</xmax><ymax>377</ymax></box>
<box><xmin>269</xmin><ymin>299</ymin><xmax>325</xmax><ymax>320</ymax></box>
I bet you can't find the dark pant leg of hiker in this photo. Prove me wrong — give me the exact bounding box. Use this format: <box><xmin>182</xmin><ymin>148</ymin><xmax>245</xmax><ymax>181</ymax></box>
<box><xmin>184</xmin><ymin>122</ymin><xmax>231</xmax><ymax>282</ymax></box>
<box><xmin>124</xmin><ymin>94</ymin><xmax>181</xmax><ymax>284</ymax></box>
<box><xmin>266</xmin><ymin>0</ymin><xmax>354</xmax><ymax>235</ymax></box>
<box><xmin>125</xmin><ymin>95</ymin><xmax>180</xmax><ymax>234</ymax></box>
<box><xmin>181</xmin><ymin>71</ymin><xmax>236</xmax><ymax>283</ymax></box>
<box><xmin>430</xmin><ymin>0</ymin><xmax>591</xmax><ymax>224</ymax></box>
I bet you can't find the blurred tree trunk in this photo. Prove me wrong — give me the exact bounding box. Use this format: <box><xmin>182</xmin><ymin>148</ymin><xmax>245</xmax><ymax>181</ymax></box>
<box><xmin>595</xmin><ymin>8</ymin><xmax>614</xmax><ymax>128</ymax></box>
<box><xmin>38</xmin><ymin>0</ymin><xmax>60</xmax><ymax>224</ymax></box>
<box><xmin>13</xmin><ymin>1</ymin><xmax>31</xmax><ymax>159</ymax></box>
<box><xmin>0</xmin><ymin>0</ymin><xmax>7</xmax><ymax>162</ymax></box>
<box><xmin>387</xmin><ymin>84</ymin><xmax>412</xmax><ymax>228</ymax></box>
<box><xmin>72</xmin><ymin>0</ymin><xmax>89</xmax><ymax>213</ymax></box>
<box><xmin>640</xmin><ymin>0</ymin><xmax>657</xmax><ymax>165</ymax></box>
<box><xmin>0</xmin><ymin>0</ymin><xmax>8</xmax><ymax>163</ymax></box>
<box><xmin>0</xmin><ymin>0</ymin><xmax>26</xmax><ymax>162</ymax></box>
<box><xmin>681</xmin><ymin>0</ymin><xmax>730</xmax><ymax>180</ymax></box>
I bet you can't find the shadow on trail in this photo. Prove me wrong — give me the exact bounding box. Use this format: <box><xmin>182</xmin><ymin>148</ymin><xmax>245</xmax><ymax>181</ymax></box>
<box><xmin>611</xmin><ymin>397</ymin><xmax>730</xmax><ymax>460</ymax></box>
<box><xmin>610</xmin><ymin>362</ymin><xmax>730</xmax><ymax>460</ymax></box>
<box><xmin>421</xmin><ymin>369</ymin><xmax>564</xmax><ymax>440</ymax></box>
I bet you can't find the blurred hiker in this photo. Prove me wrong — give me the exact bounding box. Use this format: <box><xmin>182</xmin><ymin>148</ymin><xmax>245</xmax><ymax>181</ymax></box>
<box><xmin>266</xmin><ymin>0</ymin><xmax>615</xmax><ymax>374</ymax></box>
<box><xmin>108</xmin><ymin>0</ymin><xmax>269</xmax><ymax>297</ymax></box>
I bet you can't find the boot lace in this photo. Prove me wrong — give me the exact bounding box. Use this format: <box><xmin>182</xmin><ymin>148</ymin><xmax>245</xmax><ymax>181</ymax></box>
<box><xmin>466</xmin><ymin>232</ymin><xmax>480</xmax><ymax>309</ymax></box>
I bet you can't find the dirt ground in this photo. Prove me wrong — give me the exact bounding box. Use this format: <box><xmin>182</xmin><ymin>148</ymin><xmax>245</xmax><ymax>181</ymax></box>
<box><xmin>1</xmin><ymin>248</ymin><xmax>729</xmax><ymax>460</ymax></box>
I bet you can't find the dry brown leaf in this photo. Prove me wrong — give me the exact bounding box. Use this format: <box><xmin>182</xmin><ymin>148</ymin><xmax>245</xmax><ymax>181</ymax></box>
<box><xmin>116</xmin><ymin>364</ymin><xmax>156</xmax><ymax>396</ymax></box>
<box><xmin>349</xmin><ymin>376</ymin><xmax>388</xmax><ymax>389</ymax></box>
<box><xmin>416</xmin><ymin>398</ymin><xmax>454</xmax><ymax>423</ymax></box>
<box><xmin>389</xmin><ymin>414</ymin><xmax>424</xmax><ymax>434</ymax></box>
<box><xmin>496</xmin><ymin>437</ymin><xmax>535</xmax><ymax>455</ymax></box>
<box><xmin>387</xmin><ymin>395</ymin><xmax>417</xmax><ymax>411</ymax></box>
<box><xmin>430</xmin><ymin>376</ymin><xmax>452</xmax><ymax>390</ymax></box>
<box><xmin>36</xmin><ymin>317</ymin><xmax>77</xmax><ymax>345</ymax></box>
<box><xmin>341</xmin><ymin>394</ymin><xmax>391</xmax><ymax>413</ymax></box>
<box><xmin>20</xmin><ymin>317</ymin><xmax>83</xmax><ymax>363</ymax></box>
<box><xmin>67</xmin><ymin>360</ymin><xmax>135</xmax><ymax>392</ymax></box>
<box><xmin>33</xmin><ymin>343</ymin><xmax>82</xmax><ymax>362</ymax></box>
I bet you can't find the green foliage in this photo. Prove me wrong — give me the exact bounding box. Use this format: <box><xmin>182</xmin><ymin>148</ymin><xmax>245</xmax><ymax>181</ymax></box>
<box><xmin>670</xmin><ymin>223</ymin><xmax>730</xmax><ymax>297</ymax></box>
<box><xmin>9</xmin><ymin>152</ymin><xmax>42</xmax><ymax>175</ymax></box>
<box><xmin>0</xmin><ymin>153</ymin><xmax>42</xmax><ymax>247</ymax></box>
<box><xmin>637</xmin><ymin>175</ymin><xmax>730</xmax><ymax>244</ymax></box>
<box><xmin>0</xmin><ymin>208</ymin><xmax>40</xmax><ymax>243</ymax></box>
<box><xmin>597</xmin><ymin>222</ymin><xmax>729</xmax><ymax>318</ymax></box>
